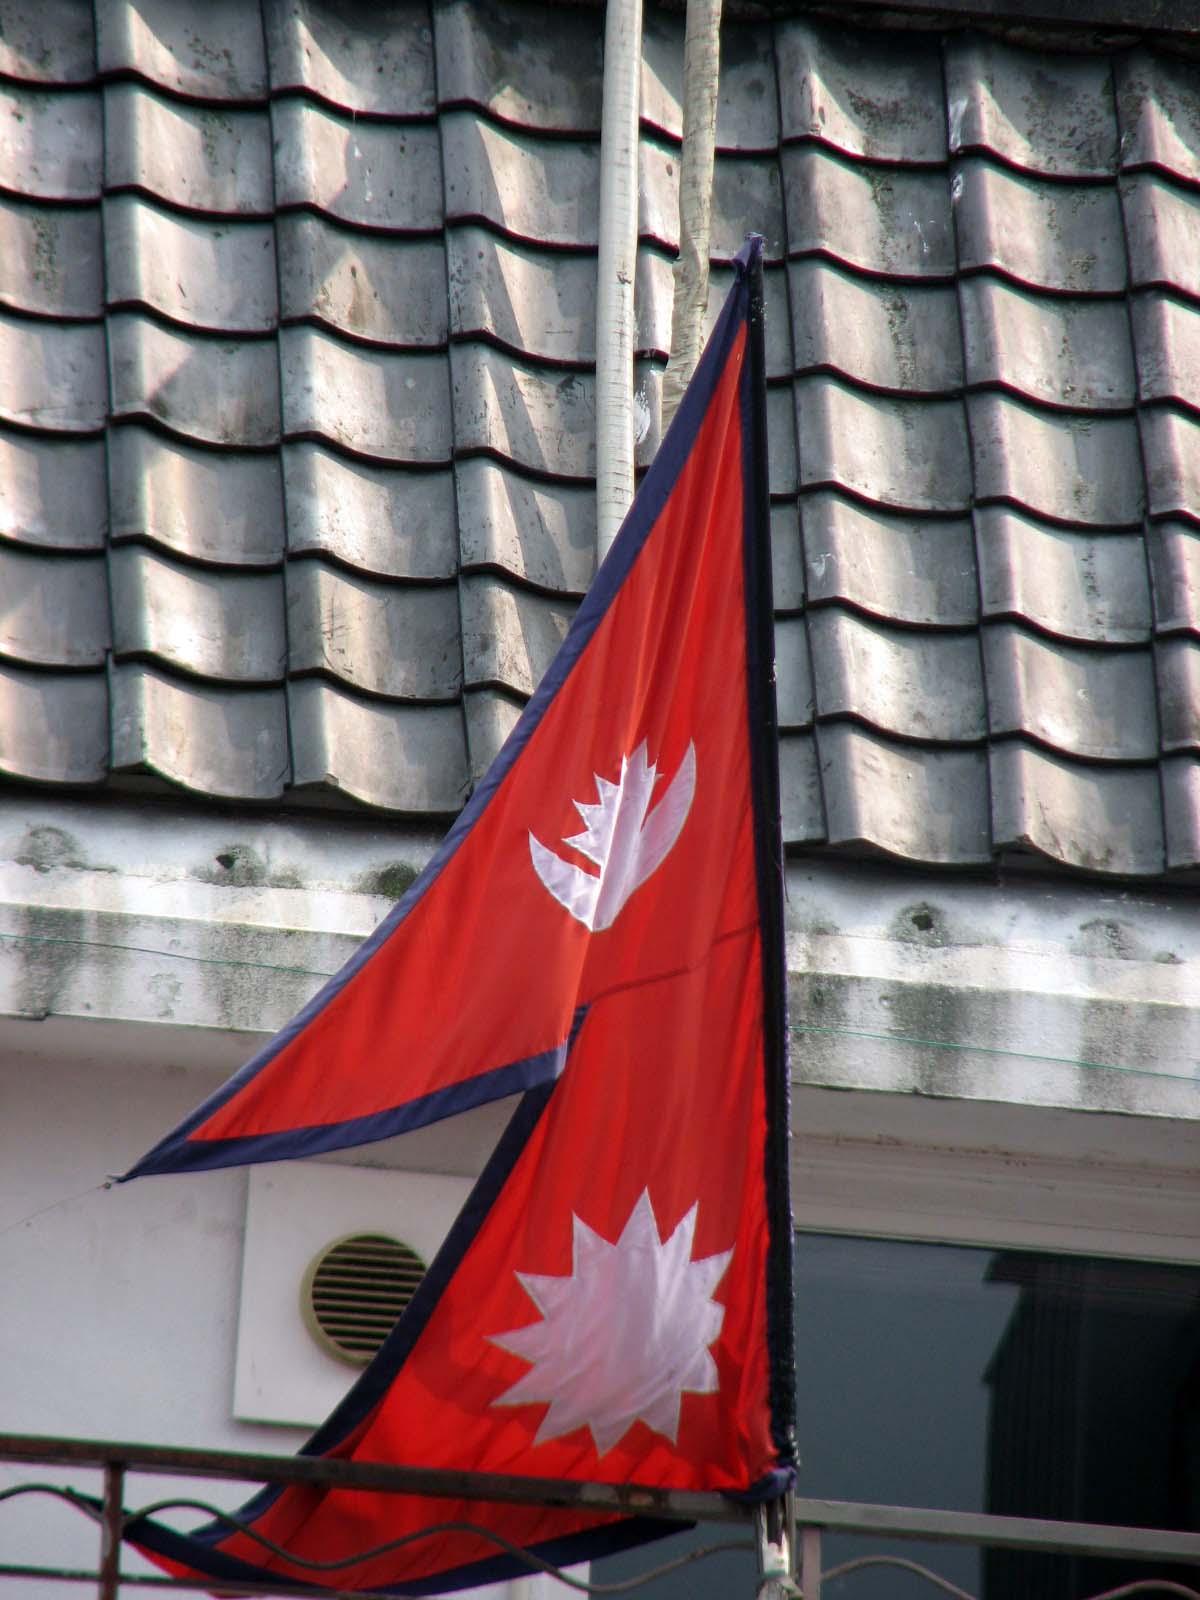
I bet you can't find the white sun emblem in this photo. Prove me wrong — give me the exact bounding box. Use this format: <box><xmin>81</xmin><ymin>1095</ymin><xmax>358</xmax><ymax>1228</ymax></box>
<box><xmin>489</xmin><ymin>1190</ymin><xmax>732</xmax><ymax>1456</ymax></box>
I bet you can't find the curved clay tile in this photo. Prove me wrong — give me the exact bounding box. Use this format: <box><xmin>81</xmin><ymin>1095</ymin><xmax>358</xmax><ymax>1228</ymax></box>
<box><xmin>109</xmin><ymin>544</ymin><xmax>287</xmax><ymax>683</ymax></box>
<box><xmin>982</xmin><ymin>623</ymin><xmax>1158</xmax><ymax>761</ymax></box>
<box><xmin>287</xmin><ymin>561</ymin><xmax>462</xmax><ymax>700</ymax></box>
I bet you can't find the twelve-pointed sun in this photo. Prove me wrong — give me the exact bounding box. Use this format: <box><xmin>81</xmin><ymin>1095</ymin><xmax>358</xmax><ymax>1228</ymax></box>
<box><xmin>489</xmin><ymin>1190</ymin><xmax>732</xmax><ymax>1456</ymax></box>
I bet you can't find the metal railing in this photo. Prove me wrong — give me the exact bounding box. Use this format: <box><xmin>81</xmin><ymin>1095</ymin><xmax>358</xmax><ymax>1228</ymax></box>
<box><xmin>3</xmin><ymin>1433</ymin><xmax>1200</xmax><ymax>1599</ymax></box>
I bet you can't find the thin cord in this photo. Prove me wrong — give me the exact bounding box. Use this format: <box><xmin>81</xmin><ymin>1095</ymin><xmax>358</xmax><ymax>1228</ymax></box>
<box><xmin>790</xmin><ymin>1021</ymin><xmax>1198</xmax><ymax>1086</ymax></box>
<box><xmin>0</xmin><ymin>926</ymin><xmax>1190</xmax><ymax>1086</ymax></box>
<box><xmin>126</xmin><ymin>1498</ymin><xmax>752</xmax><ymax>1588</ymax></box>
<box><xmin>0</xmin><ymin>1181</ymin><xmax>110</xmax><ymax>1241</ymax></box>
<box><xmin>0</xmin><ymin>927</ymin><xmax>338</xmax><ymax>982</ymax></box>
<box><xmin>819</xmin><ymin>1554</ymin><xmax>977</xmax><ymax>1597</ymax></box>
<box><xmin>0</xmin><ymin>1484</ymin><xmax>752</xmax><ymax>1594</ymax></box>
<box><xmin>818</xmin><ymin>1557</ymin><xmax>1200</xmax><ymax>1600</ymax></box>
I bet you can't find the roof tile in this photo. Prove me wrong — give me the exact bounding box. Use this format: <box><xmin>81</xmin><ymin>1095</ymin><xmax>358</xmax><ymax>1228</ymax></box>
<box><xmin>109</xmin><ymin>544</ymin><xmax>286</xmax><ymax>682</ymax></box>
<box><xmin>1115</xmin><ymin>48</ymin><xmax>1200</xmax><ymax>186</ymax></box>
<box><xmin>264</xmin><ymin>0</ymin><xmax>437</xmax><ymax>118</ymax></box>
<box><xmin>283</xmin><ymin>443</ymin><xmax>458</xmax><ymax>580</ymax></box>
<box><xmin>783</xmin><ymin>145</ymin><xmax>955</xmax><ymax>279</ymax></box>
<box><xmin>463</xmin><ymin>686</ymin><xmax>522</xmax><ymax>784</ymax></box>
<box><xmin>810</xmin><ymin>609</ymin><xmax>985</xmax><ymax>743</ymax></box>
<box><xmin>982</xmin><ymin>623</ymin><xmax>1158</xmax><ymax>760</ymax></box>
<box><xmin>1138</xmin><ymin>405</ymin><xmax>1200</xmax><ymax>522</ymax></box>
<box><xmin>0</xmin><ymin>85</ymin><xmax>101</xmax><ymax>201</ymax></box>
<box><xmin>776</xmin><ymin>19</ymin><xmax>945</xmax><ymax>165</ymax></box>
<box><xmin>818</xmin><ymin>723</ymin><xmax>992</xmax><ymax>864</ymax></box>
<box><xmin>104</xmin><ymin>84</ymin><xmax>273</xmax><ymax>215</ymax></box>
<box><xmin>448</xmin><ymin>227</ymin><xmax>594</xmax><ymax>364</ymax></box>
<box><xmin>451</xmin><ymin>343</ymin><xmax>594</xmax><ymax>479</ymax></box>
<box><xmin>1147</xmin><ymin>520</ymin><xmax>1200</xmax><ymax>634</ymax></box>
<box><xmin>968</xmin><ymin>393</ymin><xmax>1144</xmax><ymax>526</ymax></box>
<box><xmin>96</xmin><ymin>0</ymin><xmax>268</xmax><ymax>100</ymax></box>
<box><xmin>1129</xmin><ymin>290</ymin><xmax>1200</xmax><ymax>410</ymax></box>
<box><xmin>287</xmin><ymin>562</ymin><xmax>462</xmax><ymax>699</ymax></box>
<box><xmin>1120</xmin><ymin>171</ymin><xmax>1200</xmax><ymax>296</ymax></box>
<box><xmin>990</xmin><ymin>740</ymin><xmax>1164</xmax><ymax>875</ymax></box>
<box><xmin>460</xmin><ymin>574</ymin><xmax>575</xmax><ymax>696</ymax></box>
<box><xmin>765</xmin><ymin>384</ymin><xmax>799</xmax><ymax>498</ymax></box>
<box><xmin>281</xmin><ymin>328</ymin><xmax>450</xmax><ymax>462</ymax></box>
<box><xmin>0</xmin><ymin>313</ymin><xmax>107</xmax><ymax>433</ymax></box>
<box><xmin>455</xmin><ymin>458</ymin><xmax>595</xmax><ymax>593</ymax></box>
<box><xmin>801</xmin><ymin>492</ymin><xmax>978</xmax><ymax>627</ymax></box>
<box><xmin>0</xmin><ymin>197</ymin><xmax>102</xmax><ymax>319</ymax></box>
<box><xmin>976</xmin><ymin>508</ymin><xmax>1151</xmax><ymax>644</ymax></box>
<box><xmin>0</xmin><ymin>0</ymin><xmax>96</xmax><ymax>84</ymax></box>
<box><xmin>0</xmin><ymin>546</ymin><xmax>109</xmax><ymax>667</ymax></box>
<box><xmin>790</xmin><ymin>261</ymin><xmax>962</xmax><ymax>394</ymax></box>
<box><xmin>441</xmin><ymin>112</ymin><xmax>597</xmax><ymax>247</ymax></box>
<box><xmin>1155</xmin><ymin>637</ymin><xmax>1200</xmax><ymax>752</ymax></box>
<box><xmin>960</xmin><ymin>277</ymin><xmax>1134</xmax><ymax>411</ymax></box>
<box><xmin>778</xmin><ymin>732</ymin><xmax>826</xmax><ymax>844</ymax></box>
<box><xmin>946</xmin><ymin>34</ymin><xmax>1118</xmax><ymax>178</ymax></box>
<box><xmin>437</xmin><ymin>0</ymin><xmax>600</xmax><ymax>135</ymax></box>
<box><xmin>105</xmin><ymin>195</ymin><xmax>278</xmax><ymax>333</ymax></box>
<box><xmin>108</xmin><ymin>425</ymin><xmax>284</xmax><ymax>566</ymax></box>
<box><xmin>774</xmin><ymin>615</ymin><xmax>814</xmax><ymax>730</ymax></box>
<box><xmin>5</xmin><ymin>0</ymin><xmax>1200</xmax><ymax>882</ymax></box>
<box><xmin>953</xmin><ymin>160</ymin><xmax>1126</xmax><ymax>295</ymax></box>
<box><xmin>0</xmin><ymin>432</ymin><xmax>107</xmax><ymax>551</ymax></box>
<box><xmin>110</xmin><ymin>663</ymin><xmax>290</xmax><ymax>799</ymax></box>
<box><xmin>797</xmin><ymin>378</ymin><xmax>971</xmax><ymax>512</ymax></box>
<box><xmin>271</xmin><ymin>99</ymin><xmax>443</xmax><ymax>231</ymax></box>
<box><xmin>640</xmin><ymin>140</ymin><xmax>786</xmax><ymax>262</ymax></box>
<box><xmin>108</xmin><ymin>313</ymin><xmax>280</xmax><ymax>447</ymax></box>
<box><xmin>642</xmin><ymin>8</ymin><xmax>779</xmax><ymax>152</ymax></box>
<box><xmin>770</xmin><ymin>503</ymin><xmax>805</xmax><ymax>614</ymax></box>
<box><xmin>280</xmin><ymin>218</ymin><xmax>446</xmax><ymax>346</ymax></box>
<box><xmin>0</xmin><ymin>664</ymin><xmax>108</xmax><ymax>785</ymax></box>
<box><xmin>288</xmin><ymin>677</ymin><xmax>469</xmax><ymax>811</ymax></box>
<box><xmin>1161</xmin><ymin>754</ymin><xmax>1200</xmax><ymax>869</ymax></box>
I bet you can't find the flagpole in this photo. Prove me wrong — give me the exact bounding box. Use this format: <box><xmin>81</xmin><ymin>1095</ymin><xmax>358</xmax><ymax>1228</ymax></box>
<box><xmin>742</xmin><ymin>238</ymin><xmax>798</xmax><ymax>1580</ymax></box>
<box><xmin>755</xmin><ymin>1493</ymin><xmax>797</xmax><ymax>1600</ymax></box>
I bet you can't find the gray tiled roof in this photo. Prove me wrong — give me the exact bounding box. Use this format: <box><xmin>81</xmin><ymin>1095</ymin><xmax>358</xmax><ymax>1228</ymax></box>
<box><xmin>4</xmin><ymin>0</ymin><xmax>1200</xmax><ymax>878</ymax></box>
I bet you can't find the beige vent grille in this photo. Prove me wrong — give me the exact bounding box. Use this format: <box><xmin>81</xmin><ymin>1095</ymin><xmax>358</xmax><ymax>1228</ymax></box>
<box><xmin>301</xmin><ymin>1232</ymin><xmax>426</xmax><ymax>1366</ymax></box>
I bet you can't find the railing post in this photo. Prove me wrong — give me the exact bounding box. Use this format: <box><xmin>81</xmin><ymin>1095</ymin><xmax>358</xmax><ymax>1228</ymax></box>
<box><xmin>799</xmin><ymin>1524</ymin><xmax>821</xmax><ymax>1600</ymax></box>
<box><xmin>98</xmin><ymin>1461</ymin><xmax>123</xmax><ymax>1600</ymax></box>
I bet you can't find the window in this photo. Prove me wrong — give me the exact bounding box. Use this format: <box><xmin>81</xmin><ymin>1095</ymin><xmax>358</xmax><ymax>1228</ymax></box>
<box><xmin>595</xmin><ymin>1233</ymin><xmax>1200</xmax><ymax>1600</ymax></box>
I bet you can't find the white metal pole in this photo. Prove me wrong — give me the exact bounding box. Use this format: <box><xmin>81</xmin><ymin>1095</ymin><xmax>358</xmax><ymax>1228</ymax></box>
<box><xmin>595</xmin><ymin>0</ymin><xmax>643</xmax><ymax>565</ymax></box>
<box><xmin>661</xmin><ymin>0</ymin><xmax>723</xmax><ymax>430</ymax></box>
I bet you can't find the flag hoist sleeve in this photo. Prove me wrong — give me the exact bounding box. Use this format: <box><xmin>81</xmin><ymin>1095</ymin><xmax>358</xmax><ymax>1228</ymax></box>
<box><xmin>124</xmin><ymin>236</ymin><xmax>796</xmax><ymax>1594</ymax></box>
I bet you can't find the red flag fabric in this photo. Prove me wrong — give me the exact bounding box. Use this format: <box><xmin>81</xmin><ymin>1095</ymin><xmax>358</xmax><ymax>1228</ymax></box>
<box><xmin>125</xmin><ymin>237</ymin><xmax>795</xmax><ymax>1592</ymax></box>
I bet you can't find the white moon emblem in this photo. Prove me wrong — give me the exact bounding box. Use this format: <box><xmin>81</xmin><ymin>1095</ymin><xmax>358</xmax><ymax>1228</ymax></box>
<box><xmin>528</xmin><ymin>742</ymin><xmax>696</xmax><ymax>931</ymax></box>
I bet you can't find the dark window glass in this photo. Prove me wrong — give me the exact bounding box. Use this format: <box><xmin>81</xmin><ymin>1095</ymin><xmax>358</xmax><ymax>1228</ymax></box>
<box><xmin>594</xmin><ymin>1233</ymin><xmax>1200</xmax><ymax>1600</ymax></box>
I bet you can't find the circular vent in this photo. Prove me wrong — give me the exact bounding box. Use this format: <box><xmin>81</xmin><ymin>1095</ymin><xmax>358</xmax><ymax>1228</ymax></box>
<box><xmin>302</xmin><ymin>1233</ymin><xmax>426</xmax><ymax>1366</ymax></box>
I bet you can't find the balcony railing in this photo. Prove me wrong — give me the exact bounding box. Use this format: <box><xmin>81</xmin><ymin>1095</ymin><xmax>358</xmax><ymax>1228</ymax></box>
<box><xmin>2</xmin><ymin>1433</ymin><xmax>1199</xmax><ymax>1600</ymax></box>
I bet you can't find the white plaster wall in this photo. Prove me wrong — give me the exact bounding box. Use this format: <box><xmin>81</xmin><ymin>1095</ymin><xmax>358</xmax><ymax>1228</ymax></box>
<box><xmin>0</xmin><ymin>1050</ymin><xmax>299</xmax><ymax>1591</ymax></box>
<box><xmin>0</xmin><ymin>1052</ymin><xmax>566</xmax><ymax>1600</ymax></box>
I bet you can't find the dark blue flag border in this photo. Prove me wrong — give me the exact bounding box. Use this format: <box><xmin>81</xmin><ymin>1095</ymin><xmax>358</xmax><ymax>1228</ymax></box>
<box><xmin>122</xmin><ymin>238</ymin><xmax>795</xmax><ymax>1593</ymax></box>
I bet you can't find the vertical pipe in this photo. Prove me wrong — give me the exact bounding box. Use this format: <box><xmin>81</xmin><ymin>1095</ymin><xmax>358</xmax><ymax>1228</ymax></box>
<box><xmin>98</xmin><ymin>1461</ymin><xmax>123</xmax><ymax>1600</ymax></box>
<box><xmin>661</xmin><ymin>0</ymin><xmax>723</xmax><ymax>429</ymax></box>
<box><xmin>595</xmin><ymin>0</ymin><xmax>644</xmax><ymax>564</ymax></box>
